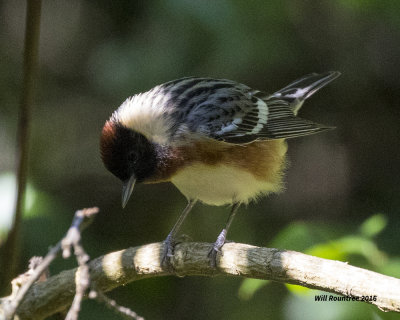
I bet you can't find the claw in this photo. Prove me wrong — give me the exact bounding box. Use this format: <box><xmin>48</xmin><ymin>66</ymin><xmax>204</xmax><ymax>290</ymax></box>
<box><xmin>208</xmin><ymin>247</ymin><xmax>219</xmax><ymax>268</ymax></box>
<box><xmin>162</xmin><ymin>234</ymin><xmax>175</xmax><ymax>270</ymax></box>
<box><xmin>208</xmin><ymin>228</ymin><xmax>227</xmax><ymax>268</ymax></box>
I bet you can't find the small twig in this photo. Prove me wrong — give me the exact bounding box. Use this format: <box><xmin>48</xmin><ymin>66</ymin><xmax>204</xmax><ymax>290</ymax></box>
<box><xmin>89</xmin><ymin>289</ymin><xmax>144</xmax><ymax>320</ymax></box>
<box><xmin>2</xmin><ymin>207</ymin><xmax>99</xmax><ymax>320</ymax></box>
<box><xmin>4</xmin><ymin>245</ymin><xmax>61</xmax><ymax>319</ymax></box>
<box><xmin>62</xmin><ymin>208</ymin><xmax>98</xmax><ymax>320</ymax></box>
<box><xmin>7</xmin><ymin>257</ymin><xmax>48</xmax><ymax>302</ymax></box>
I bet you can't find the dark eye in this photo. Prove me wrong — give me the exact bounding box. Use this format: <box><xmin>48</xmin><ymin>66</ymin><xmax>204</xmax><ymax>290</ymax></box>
<box><xmin>127</xmin><ymin>151</ymin><xmax>138</xmax><ymax>163</ymax></box>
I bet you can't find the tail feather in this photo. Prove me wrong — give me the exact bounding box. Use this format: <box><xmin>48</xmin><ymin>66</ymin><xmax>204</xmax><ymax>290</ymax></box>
<box><xmin>270</xmin><ymin>71</ymin><xmax>341</xmax><ymax>114</ymax></box>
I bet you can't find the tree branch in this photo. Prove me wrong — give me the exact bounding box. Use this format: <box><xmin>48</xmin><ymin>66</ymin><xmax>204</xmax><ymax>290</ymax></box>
<box><xmin>0</xmin><ymin>0</ymin><xmax>42</xmax><ymax>294</ymax></box>
<box><xmin>8</xmin><ymin>241</ymin><xmax>400</xmax><ymax>319</ymax></box>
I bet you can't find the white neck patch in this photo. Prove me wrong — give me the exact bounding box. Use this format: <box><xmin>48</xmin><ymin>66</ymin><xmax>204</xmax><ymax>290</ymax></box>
<box><xmin>114</xmin><ymin>87</ymin><xmax>174</xmax><ymax>145</ymax></box>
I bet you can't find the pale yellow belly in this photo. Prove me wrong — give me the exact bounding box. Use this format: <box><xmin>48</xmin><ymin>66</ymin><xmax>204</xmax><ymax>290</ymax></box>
<box><xmin>171</xmin><ymin>163</ymin><xmax>284</xmax><ymax>206</ymax></box>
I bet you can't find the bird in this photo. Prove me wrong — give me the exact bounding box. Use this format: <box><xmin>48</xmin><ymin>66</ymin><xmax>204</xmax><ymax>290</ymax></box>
<box><xmin>100</xmin><ymin>71</ymin><xmax>340</xmax><ymax>267</ymax></box>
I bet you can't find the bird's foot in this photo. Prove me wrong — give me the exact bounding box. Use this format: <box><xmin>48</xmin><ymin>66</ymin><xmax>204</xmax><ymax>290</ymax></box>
<box><xmin>162</xmin><ymin>233</ymin><xmax>175</xmax><ymax>270</ymax></box>
<box><xmin>162</xmin><ymin>234</ymin><xmax>191</xmax><ymax>270</ymax></box>
<box><xmin>208</xmin><ymin>229</ymin><xmax>227</xmax><ymax>268</ymax></box>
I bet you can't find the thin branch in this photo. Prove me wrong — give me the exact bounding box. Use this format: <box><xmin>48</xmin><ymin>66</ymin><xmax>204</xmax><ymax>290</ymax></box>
<box><xmin>0</xmin><ymin>0</ymin><xmax>42</xmax><ymax>293</ymax></box>
<box><xmin>5</xmin><ymin>241</ymin><xmax>400</xmax><ymax>320</ymax></box>
<box><xmin>1</xmin><ymin>207</ymin><xmax>98</xmax><ymax>320</ymax></box>
<box><xmin>62</xmin><ymin>209</ymin><xmax>98</xmax><ymax>320</ymax></box>
<box><xmin>89</xmin><ymin>289</ymin><xmax>144</xmax><ymax>320</ymax></box>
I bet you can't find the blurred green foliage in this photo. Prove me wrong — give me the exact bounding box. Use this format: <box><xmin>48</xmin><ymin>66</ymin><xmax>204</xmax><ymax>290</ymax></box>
<box><xmin>1</xmin><ymin>0</ymin><xmax>400</xmax><ymax>319</ymax></box>
<box><xmin>240</xmin><ymin>214</ymin><xmax>399</xmax><ymax>299</ymax></box>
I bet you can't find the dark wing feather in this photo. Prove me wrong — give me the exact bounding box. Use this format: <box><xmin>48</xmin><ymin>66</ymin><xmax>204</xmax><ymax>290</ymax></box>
<box><xmin>210</xmin><ymin>96</ymin><xmax>333</xmax><ymax>143</ymax></box>
<box><xmin>168</xmin><ymin>74</ymin><xmax>338</xmax><ymax>144</ymax></box>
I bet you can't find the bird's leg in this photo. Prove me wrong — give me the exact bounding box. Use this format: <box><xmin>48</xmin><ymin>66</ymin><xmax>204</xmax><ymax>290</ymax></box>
<box><xmin>208</xmin><ymin>202</ymin><xmax>241</xmax><ymax>268</ymax></box>
<box><xmin>162</xmin><ymin>199</ymin><xmax>197</xmax><ymax>268</ymax></box>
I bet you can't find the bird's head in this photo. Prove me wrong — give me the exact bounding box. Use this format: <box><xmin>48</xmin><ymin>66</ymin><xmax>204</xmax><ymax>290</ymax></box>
<box><xmin>100</xmin><ymin>120</ymin><xmax>158</xmax><ymax>208</ymax></box>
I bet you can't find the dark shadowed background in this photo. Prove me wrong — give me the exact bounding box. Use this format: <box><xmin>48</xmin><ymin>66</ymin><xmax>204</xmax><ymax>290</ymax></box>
<box><xmin>1</xmin><ymin>1</ymin><xmax>400</xmax><ymax>319</ymax></box>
